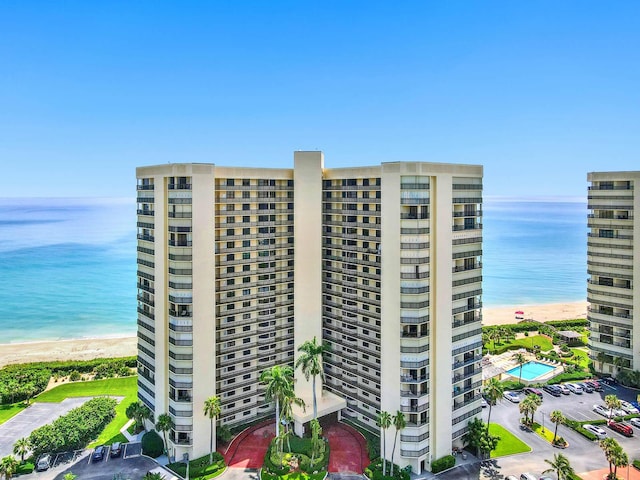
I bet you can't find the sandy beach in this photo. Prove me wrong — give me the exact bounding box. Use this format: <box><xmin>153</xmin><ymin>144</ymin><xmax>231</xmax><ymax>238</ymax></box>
<box><xmin>0</xmin><ymin>336</ymin><xmax>137</xmax><ymax>368</ymax></box>
<box><xmin>483</xmin><ymin>301</ymin><xmax>587</xmax><ymax>326</ymax></box>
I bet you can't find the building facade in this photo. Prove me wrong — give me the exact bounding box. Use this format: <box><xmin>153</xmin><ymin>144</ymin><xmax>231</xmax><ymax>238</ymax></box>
<box><xmin>587</xmin><ymin>171</ymin><xmax>640</xmax><ymax>374</ymax></box>
<box><xmin>136</xmin><ymin>152</ymin><xmax>483</xmax><ymax>473</ymax></box>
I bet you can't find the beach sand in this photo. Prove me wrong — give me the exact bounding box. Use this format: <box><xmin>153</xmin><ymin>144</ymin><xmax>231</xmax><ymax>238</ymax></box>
<box><xmin>0</xmin><ymin>336</ymin><xmax>137</xmax><ymax>368</ymax></box>
<box><xmin>483</xmin><ymin>301</ymin><xmax>587</xmax><ymax>326</ymax></box>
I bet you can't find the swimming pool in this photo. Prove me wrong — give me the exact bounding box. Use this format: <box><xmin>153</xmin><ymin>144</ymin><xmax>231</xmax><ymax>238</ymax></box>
<box><xmin>506</xmin><ymin>361</ymin><xmax>555</xmax><ymax>381</ymax></box>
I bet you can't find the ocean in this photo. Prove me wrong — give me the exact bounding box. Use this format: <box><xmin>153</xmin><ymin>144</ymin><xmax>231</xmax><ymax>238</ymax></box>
<box><xmin>0</xmin><ymin>197</ymin><xmax>587</xmax><ymax>344</ymax></box>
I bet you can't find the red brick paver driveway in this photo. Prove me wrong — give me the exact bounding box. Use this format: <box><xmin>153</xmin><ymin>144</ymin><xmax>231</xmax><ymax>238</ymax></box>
<box><xmin>325</xmin><ymin>422</ymin><xmax>369</xmax><ymax>473</ymax></box>
<box><xmin>220</xmin><ymin>420</ymin><xmax>275</xmax><ymax>469</ymax></box>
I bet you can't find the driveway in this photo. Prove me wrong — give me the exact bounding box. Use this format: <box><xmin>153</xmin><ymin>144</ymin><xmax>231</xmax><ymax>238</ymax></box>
<box><xmin>482</xmin><ymin>382</ymin><xmax>640</xmax><ymax>479</ymax></box>
<box><xmin>0</xmin><ymin>397</ymin><xmax>94</xmax><ymax>458</ymax></box>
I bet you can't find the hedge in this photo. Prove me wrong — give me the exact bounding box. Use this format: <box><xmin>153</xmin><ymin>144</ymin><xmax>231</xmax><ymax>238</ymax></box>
<box><xmin>28</xmin><ymin>397</ymin><xmax>117</xmax><ymax>455</ymax></box>
<box><xmin>141</xmin><ymin>430</ymin><xmax>164</xmax><ymax>458</ymax></box>
<box><xmin>431</xmin><ymin>455</ymin><xmax>455</xmax><ymax>474</ymax></box>
<box><xmin>545</xmin><ymin>319</ymin><xmax>588</xmax><ymax>328</ymax></box>
<box><xmin>365</xmin><ymin>458</ymin><xmax>410</xmax><ymax>480</ymax></box>
<box><xmin>0</xmin><ymin>365</ymin><xmax>51</xmax><ymax>404</ymax></box>
<box><xmin>547</xmin><ymin>372</ymin><xmax>592</xmax><ymax>384</ymax></box>
<box><xmin>168</xmin><ymin>452</ymin><xmax>225</xmax><ymax>480</ymax></box>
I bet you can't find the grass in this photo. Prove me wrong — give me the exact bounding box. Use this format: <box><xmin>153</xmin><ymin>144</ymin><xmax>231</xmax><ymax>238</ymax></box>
<box><xmin>509</xmin><ymin>335</ymin><xmax>554</xmax><ymax>352</ymax></box>
<box><xmin>168</xmin><ymin>454</ymin><xmax>226</xmax><ymax>480</ymax></box>
<box><xmin>35</xmin><ymin>376</ymin><xmax>138</xmax><ymax>447</ymax></box>
<box><xmin>0</xmin><ymin>402</ymin><xmax>27</xmax><ymax>425</ymax></box>
<box><xmin>488</xmin><ymin>423</ymin><xmax>531</xmax><ymax>458</ymax></box>
<box><xmin>531</xmin><ymin>422</ymin><xmax>556</xmax><ymax>443</ymax></box>
<box><xmin>260</xmin><ymin>471</ymin><xmax>326</xmax><ymax>480</ymax></box>
<box><xmin>570</xmin><ymin>348</ymin><xmax>590</xmax><ymax>368</ymax></box>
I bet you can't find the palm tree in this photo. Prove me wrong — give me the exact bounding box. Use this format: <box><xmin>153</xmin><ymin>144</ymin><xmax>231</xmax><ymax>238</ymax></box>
<box><xmin>295</xmin><ymin>336</ymin><xmax>330</xmax><ymax>420</ymax></box>
<box><xmin>512</xmin><ymin>352</ymin><xmax>526</xmax><ymax>385</ymax></box>
<box><xmin>155</xmin><ymin>413</ymin><xmax>174</xmax><ymax>456</ymax></box>
<box><xmin>543</xmin><ymin>453</ymin><xmax>575</xmax><ymax>480</ymax></box>
<box><xmin>279</xmin><ymin>388</ymin><xmax>305</xmax><ymax>453</ymax></box>
<box><xmin>483</xmin><ymin>377</ymin><xmax>504</xmax><ymax>426</ymax></box>
<box><xmin>519</xmin><ymin>395</ymin><xmax>537</xmax><ymax>426</ymax></box>
<box><xmin>605</xmin><ymin>394</ymin><xmax>622</xmax><ymax>421</ymax></box>
<box><xmin>527</xmin><ymin>393</ymin><xmax>542</xmax><ymax>424</ymax></box>
<box><xmin>489</xmin><ymin>329</ymin><xmax>500</xmax><ymax>353</ymax></box>
<box><xmin>597</xmin><ymin>351</ymin><xmax>607</xmax><ymax>373</ymax></box>
<box><xmin>203</xmin><ymin>396</ymin><xmax>221</xmax><ymax>464</ymax></box>
<box><xmin>0</xmin><ymin>456</ymin><xmax>19</xmax><ymax>480</ymax></box>
<box><xmin>260</xmin><ymin>365</ymin><xmax>295</xmax><ymax>437</ymax></box>
<box><xmin>611</xmin><ymin>445</ymin><xmax>629</xmax><ymax>480</ymax></box>
<box><xmin>600</xmin><ymin>437</ymin><xmax>620</xmax><ymax>479</ymax></box>
<box><xmin>613</xmin><ymin>356</ymin><xmax>625</xmax><ymax>376</ymax></box>
<box><xmin>549</xmin><ymin>410</ymin><xmax>565</xmax><ymax>444</ymax></box>
<box><xmin>126</xmin><ymin>401</ymin><xmax>153</xmax><ymax>431</ymax></box>
<box><xmin>376</xmin><ymin>411</ymin><xmax>392</xmax><ymax>476</ymax></box>
<box><xmin>12</xmin><ymin>438</ymin><xmax>29</xmax><ymax>463</ymax></box>
<box><xmin>390</xmin><ymin>411</ymin><xmax>406</xmax><ymax>476</ymax></box>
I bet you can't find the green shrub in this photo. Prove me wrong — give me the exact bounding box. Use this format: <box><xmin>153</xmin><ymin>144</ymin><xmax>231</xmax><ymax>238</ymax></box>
<box><xmin>545</xmin><ymin>319</ymin><xmax>587</xmax><ymax>328</ymax></box>
<box><xmin>141</xmin><ymin>430</ymin><xmax>164</xmax><ymax>458</ymax></box>
<box><xmin>430</xmin><ymin>455</ymin><xmax>455</xmax><ymax>474</ymax></box>
<box><xmin>0</xmin><ymin>365</ymin><xmax>51</xmax><ymax>404</ymax></box>
<box><xmin>16</xmin><ymin>461</ymin><xmax>35</xmax><ymax>475</ymax></box>
<box><xmin>500</xmin><ymin>380</ymin><xmax>524</xmax><ymax>391</ymax></box>
<box><xmin>216</xmin><ymin>424</ymin><xmax>233</xmax><ymax>443</ymax></box>
<box><xmin>69</xmin><ymin>371</ymin><xmax>82</xmax><ymax>381</ymax></box>
<box><xmin>547</xmin><ymin>371</ymin><xmax>592</xmax><ymax>384</ymax></box>
<box><xmin>633</xmin><ymin>459</ymin><xmax>640</xmax><ymax>470</ymax></box>
<box><xmin>167</xmin><ymin>453</ymin><xmax>225</xmax><ymax>480</ymax></box>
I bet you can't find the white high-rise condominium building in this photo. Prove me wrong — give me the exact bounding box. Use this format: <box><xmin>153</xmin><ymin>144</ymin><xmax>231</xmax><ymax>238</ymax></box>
<box><xmin>136</xmin><ymin>152</ymin><xmax>483</xmax><ymax>473</ymax></box>
<box><xmin>587</xmin><ymin>171</ymin><xmax>640</xmax><ymax>374</ymax></box>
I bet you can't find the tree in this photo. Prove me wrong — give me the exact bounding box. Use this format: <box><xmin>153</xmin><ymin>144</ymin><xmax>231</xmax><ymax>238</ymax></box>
<box><xmin>295</xmin><ymin>336</ymin><xmax>330</xmax><ymax>420</ymax></box>
<box><xmin>597</xmin><ymin>351</ymin><xmax>607</xmax><ymax>373</ymax></box>
<box><xmin>309</xmin><ymin>419</ymin><xmax>323</xmax><ymax>466</ymax></box>
<box><xmin>543</xmin><ymin>453</ymin><xmax>575</xmax><ymax>480</ymax></box>
<box><xmin>260</xmin><ymin>365</ymin><xmax>295</xmax><ymax>437</ymax></box>
<box><xmin>0</xmin><ymin>456</ymin><xmax>18</xmax><ymax>480</ymax></box>
<box><xmin>600</xmin><ymin>437</ymin><xmax>620</xmax><ymax>479</ymax></box>
<box><xmin>279</xmin><ymin>389</ymin><xmax>305</xmax><ymax>453</ymax></box>
<box><xmin>512</xmin><ymin>352</ymin><xmax>526</xmax><ymax>385</ymax></box>
<box><xmin>519</xmin><ymin>395</ymin><xmax>536</xmax><ymax>426</ymax></box>
<box><xmin>62</xmin><ymin>474</ymin><xmax>77</xmax><ymax>480</ymax></box>
<box><xmin>12</xmin><ymin>438</ymin><xmax>29</xmax><ymax>463</ymax></box>
<box><xmin>390</xmin><ymin>411</ymin><xmax>406</xmax><ymax>476</ymax></box>
<box><xmin>143</xmin><ymin>473</ymin><xmax>165</xmax><ymax>480</ymax></box>
<box><xmin>605</xmin><ymin>394</ymin><xmax>622</xmax><ymax>422</ymax></box>
<box><xmin>203</xmin><ymin>396</ymin><xmax>221</xmax><ymax>464</ymax></box>
<box><xmin>549</xmin><ymin>410</ymin><xmax>565</xmax><ymax>444</ymax></box>
<box><xmin>155</xmin><ymin>413</ymin><xmax>174</xmax><ymax>456</ymax></box>
<box><xmin>611</xmin><ymin>444</ymin><xmax>629</xmax><ymax>480</ymax></box>
<box><xmin>527</xmin><ymin>394</ymin><xmax>542</xmax><ymax>424</ymax></box>
<box><xmin>376</xmin><ymin>411</ymin><xmax>392</xmax><ymax>475</ymax></box>
<box><xmin>483</xmin><ymin>377</ymin><xmax>504</xmax><ymax>426</ymax></box>
<box><xmin>126</xmin><ymin>401</ymin><xmax>153</xmax><ymax>431</ymax></box>
<box><xmin>463</xmin><ymin>418</ymin><xmax>500</xmax><ymax>460</ymax></box>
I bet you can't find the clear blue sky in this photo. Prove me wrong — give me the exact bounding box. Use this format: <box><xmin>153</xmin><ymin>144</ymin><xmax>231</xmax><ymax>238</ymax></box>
<box><xmin>1</xmin><ymin>1</ymin><xmax>638</xmax><ymax>198</ymax></box>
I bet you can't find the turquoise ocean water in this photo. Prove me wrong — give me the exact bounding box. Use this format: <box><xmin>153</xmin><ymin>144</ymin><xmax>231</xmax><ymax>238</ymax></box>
<box><xmin>0</xmin><ymin>197</ymin><xmax>587</xmax><ymax>344</ymax></box>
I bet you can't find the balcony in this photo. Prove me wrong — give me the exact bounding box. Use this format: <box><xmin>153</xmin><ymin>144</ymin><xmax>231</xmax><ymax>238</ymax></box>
<box><xmin>137</xmin><ymin>209</ymin><xmax>155</xmax><ymax>216</ymax></box>
<box><xmin>169</xmin><ymin>310</ymin><xmax>193</xmax><ymax>318</ymax></box>
<box><xmin>168</xmin><ymin>240</ymin><xmax>192</xmax><ymax>247</ymax></box>
<box><xmin>168</xmin><ymin>183</ymin><xmax>192</xmax><ymax>190</ymax></box>
<box><xmin>137</xmin><ymin>234</ymin><xmax>155</xmax><ymax>242</ymax></box>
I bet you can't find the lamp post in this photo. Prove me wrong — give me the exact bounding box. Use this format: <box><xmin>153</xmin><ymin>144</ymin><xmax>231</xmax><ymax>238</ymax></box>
<box><xmin>541</xmin><ymin>410</ymin><xmax>545</xmax><ymax>433</ymax></box>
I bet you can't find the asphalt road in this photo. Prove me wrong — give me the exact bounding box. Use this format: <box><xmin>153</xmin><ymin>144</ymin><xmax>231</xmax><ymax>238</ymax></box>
<box><xmin>482</xmin><ymin>382</ymin><xmax>640</xmax><ymax>479</ymax></box>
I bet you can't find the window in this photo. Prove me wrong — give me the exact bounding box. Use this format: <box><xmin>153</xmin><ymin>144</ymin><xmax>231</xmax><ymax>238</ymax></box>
<box><xmin>227</xmin><ymin>229</ymin><xmax>235</xmax><ymax>236</ymax></box>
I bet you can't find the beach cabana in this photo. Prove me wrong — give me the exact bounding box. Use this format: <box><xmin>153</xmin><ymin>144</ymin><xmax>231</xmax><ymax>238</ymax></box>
<box><xmin>556</xmin><ymin>330</ymin><xmax>582</xmax><ymax>345</ymax></box>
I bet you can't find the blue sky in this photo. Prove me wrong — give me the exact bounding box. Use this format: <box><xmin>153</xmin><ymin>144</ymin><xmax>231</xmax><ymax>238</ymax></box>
<box><xmin>1</xmin><ymin>1</ymin><xmax>638</xmax><ymax>198</ymax></box>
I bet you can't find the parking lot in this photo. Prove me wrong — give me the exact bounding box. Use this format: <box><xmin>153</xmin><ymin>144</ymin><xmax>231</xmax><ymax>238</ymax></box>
<box><xmin>484</xmin><ymin>381</ymin><xmax>640</xmax><ymax>479</ymax></box>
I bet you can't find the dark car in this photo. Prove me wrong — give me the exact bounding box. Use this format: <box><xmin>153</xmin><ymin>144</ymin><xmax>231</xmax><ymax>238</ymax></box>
<box><xmin>585</xmin><ymin>380</ymin><xmax>603</xmax><ymax>392</ymax></box>
<box><xmin>523</xmin><ymin>387</ymin><xmax>543</xmax><ymax>398</ymax></box>
<box><xmin>608</xmin><ymin>421</ymin><xmax>633</xmax><ymax>437</ymax></box>
<box><xmin>543</xmin><ymin>385</ymin><xmax>561</xmax><ymax>397</ymax></box>
<box><xmin>92</xmin><ymin>445</ymin><xmax>106</xmax><ymax>462</ymax></box>
<box><xmin>579</xmin><ymin>382</ymin><xmax>594</xmax><ymax>393</ymax></box>
<box><xmin>110</xmin><ymin>442</ymin><xmax>122</xmax><ymax>458</ymax></box>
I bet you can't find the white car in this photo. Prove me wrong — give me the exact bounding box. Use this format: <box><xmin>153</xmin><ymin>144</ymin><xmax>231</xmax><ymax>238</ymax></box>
<box><xmin>557</xmin><ymin>384</ymin><xmax>570</xmax><ymax>395</ymax></box>
<box><xmin>567</xmin><ymin>383</ymin><xmax>583</xmax><ymax>394</ymax></box>
<box><xmin>584</xmin><ymin>424</ymin><xmax>607</xmax><ymax>439</ymax></box>
<box><xmin>481</xmin><ymin>397</ymin><xmax>488</xmax><ymax>408</ymax></box>
<box><xmin>629</xmin><ymin>417</ymin><xmax>640</xmax><ymax>428</ymax></box>
<box><xmin>594</xmin><ymin>404</ymin><xmax>625</xmax><ymax>417</ymax></box>
<box><xmin>620</xmin><ymin>401</ymin><xmax>639</xmax><ymax>414</ymax></box>
<box><xmin>504</xmin><ymin>391</ymin><xmax>520</xmax><ymax>403</ymax></box>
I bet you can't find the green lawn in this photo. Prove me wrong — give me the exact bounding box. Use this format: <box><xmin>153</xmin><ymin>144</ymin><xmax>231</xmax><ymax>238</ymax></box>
<box><xmin>35</xmin><ymin>376</ymin><xmax>137</xmax><ymax>447</ymax></box>
<box><xmin>531</xmin><ymin>422</ymin><xmax>555</xmax><ymax>443</ymax></box>
<box><xmin>489</xmin><ymin>423</ymin><xmax>531</xmax><ymax>458</ymax></box>
<box><xmin>570</xmin><ymin>348</ymin><xmax>590</xmax><ymax>368</ymax></box>
<box><xmin>0</xmin><ymin>402</ymin><xmax>26</xmax><ymax>425</ymax></box>
<box><xmin>510</xmin><ymin>335</ymin><xmax>554</xmax><ymax>352</ymax></box>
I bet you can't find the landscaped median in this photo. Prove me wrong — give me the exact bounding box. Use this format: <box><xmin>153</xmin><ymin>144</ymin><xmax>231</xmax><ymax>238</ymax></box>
<box><xmin>167</xmin><ymin>453</ymin><xmax>227</xmax><ymax>480</ymax></box>
<box><xmin>488</xmin><ymin>423</ymin><xmax>531</xmax><ymax>458</ymax></box>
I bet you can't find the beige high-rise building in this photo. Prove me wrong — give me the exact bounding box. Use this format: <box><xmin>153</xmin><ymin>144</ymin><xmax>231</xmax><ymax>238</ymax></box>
<box><xmin>136</xmin><ymin>152</ymin><xmax>483</xmax><ymax>473</ymax></box>
<box><xmin>587</xmin><ymin>172</ymin><xmax>640</xmax><ymax>374</ymax></box>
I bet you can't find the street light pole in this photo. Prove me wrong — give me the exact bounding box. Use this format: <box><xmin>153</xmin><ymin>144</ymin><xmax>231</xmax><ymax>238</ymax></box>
<box><xmin>541</xmin><ymin>411</ymin><xmax>545</xmax><ymax>433</ymax></box>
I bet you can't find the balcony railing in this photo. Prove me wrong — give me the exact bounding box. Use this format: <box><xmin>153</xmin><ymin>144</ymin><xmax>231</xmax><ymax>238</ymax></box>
<box><xmin>168</xmin><ymin>184</ymin><xmax>192</xmax><ymax>190</ymax></box>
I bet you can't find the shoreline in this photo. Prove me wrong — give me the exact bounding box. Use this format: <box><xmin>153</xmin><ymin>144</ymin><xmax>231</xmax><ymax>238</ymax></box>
<box><xmin>0</xmin><ymin>335</ymin><xmax>137</xmax><ymax>368</ymax></box>
<box><xmin>0</xmin><ymin>301</ymin><xmax>588</xmax><ymax>367</ymax></box>
<box><xmin>483</xmin><ymin>300</ymin><xmax>587</xmax><ymax>326</ymax></box>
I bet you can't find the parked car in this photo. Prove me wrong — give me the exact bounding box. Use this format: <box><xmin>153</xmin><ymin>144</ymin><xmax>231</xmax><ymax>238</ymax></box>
<box><xmin>585</xmin><ymin>380</ymin><xmax>603</xmax><ymax>392</ymax></box>
<box><xmin>505</xmin><ymin>476</ymin><xmax>518</xmax><ymax>480</ymax></box>
<box><xmin>578</xmin><ymin>382</ymin><xmax>594</xmax><ymax>393</ymax></box>
<box><xmin>608</xmin><ymin>421</ymin><xmax>633</xmax><ymax>437</ymax></box>
<box><xmin>523</xmin><ymin>387</ymin><xmax>543</xmax><ymax>398</ymax></box>
<box><xmin>481</xmin><ymin>397</ymin><xmax>488</xmax><ymax>408</ymax></box>
<box><xmin>601</xmin><ymin>376</ymin><xmax>618</xmax><ymax>385</ymax></box>
<box><xmin>36</xmin><ymin>454</ymin><xmax>51</xmax><ymax>472</ymax></box>
<box><xmin>519</xmin><ymin>474</ymin><xmax>537</xmax><ymax>480</ymax></box>
<box><xmin>543</xmin><ymin>385</ymin><xmax>561</xmax><ymax>397</ymax></box>
<box><xmin>629</xmin><ymin>417</ymin><xmax>640</xmax><ymax>428</ymax></box>
<box><xmin>594</xmin><ymin>404</ymin><xmax>610</xmax><ymax>417</ymax></box>
<box><xmin>557</xmin><ymin>384</ymin><xmax>570</xmax><ymax>395</ymax></box>
<box><xmin>110</xmin><ymin>441</ymin><xmax>122</xmax><ymax>458</ymax></box>
<box><xmin>567</xmin><ymin>383</ymin><xmax>583</xmax><ymax>394</ymax></box>
<box><xmin>583</xmin><ymin>424</ymin><xmax>607</xmax><ymax>439</ymax></box>
<box><xmin>620</xmin><ymin>400</ymin><xmax>639</xmax><ymax>414</ymax></box>
<box><xmin>92</xmin><ymin>445</ymin><xmax>106</xmax><ymax>462</ymax></box>
<box><xmin>504</xmin><ymin>391</ymin><xmax>521</xmax><ymax>403</ymax></box>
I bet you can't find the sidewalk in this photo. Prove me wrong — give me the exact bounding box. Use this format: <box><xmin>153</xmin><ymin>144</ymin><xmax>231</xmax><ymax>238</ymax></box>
<box><xmin>411</xmin><ymin>451</ymin><xmax>480</xmax><ymax>480</ymax></box>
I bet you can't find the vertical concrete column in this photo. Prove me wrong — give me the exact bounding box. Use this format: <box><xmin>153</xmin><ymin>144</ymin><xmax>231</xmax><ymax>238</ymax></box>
<box><xmin>153</xmin><ymin>174</ymin><xmax>168</xmax><ymax>421</ymax></box>
<box><xmin>293</xmin><ymin>152</ymin><xmax>324</xmax><ymax>404</ymax></box>
<box><xmin>430</xmin><ymin>174</ymin><xmax>453</xmax><ymax>461</ymax></box>
<box><xmin>633</xmin><ymin>184</ymin><xmax>640</xmax><ymax>372</ymax></box>
<box><xmin>380</xmin><ymin>165</ymin><xmax>402</xmax><ymax>465</ymax></box>
<box><xmin>191</xmin><ymin>166</ymin><xmax>217</xmax><ymax>458</ymax></box>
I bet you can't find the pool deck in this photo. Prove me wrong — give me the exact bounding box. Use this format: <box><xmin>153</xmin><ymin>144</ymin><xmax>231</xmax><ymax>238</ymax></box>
<box><xmin>483</xmin><ymin>349</ymin><xmax>564</xmax><ymax>385</ymax></box>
